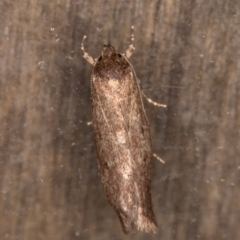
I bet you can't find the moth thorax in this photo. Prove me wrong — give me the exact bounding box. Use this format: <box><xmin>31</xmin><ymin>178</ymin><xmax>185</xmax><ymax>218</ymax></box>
<box><xmin>108</xmin><ymin>79</ymin><xmax>120</xmax><ymax>90</ymax></box>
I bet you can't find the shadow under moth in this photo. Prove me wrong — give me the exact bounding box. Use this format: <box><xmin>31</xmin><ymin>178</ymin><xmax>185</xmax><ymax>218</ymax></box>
<box><xmin>81</xmin><ymin>26</ymin><xmax>166</xmax><ymax>234</ymax></box>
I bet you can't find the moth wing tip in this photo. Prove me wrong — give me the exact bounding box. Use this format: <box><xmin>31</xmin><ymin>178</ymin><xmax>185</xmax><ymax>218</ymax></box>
<box><xmin>137</xmin><ymin>217</ymin><xmax>158</xmax><ymax>234</ymax></box>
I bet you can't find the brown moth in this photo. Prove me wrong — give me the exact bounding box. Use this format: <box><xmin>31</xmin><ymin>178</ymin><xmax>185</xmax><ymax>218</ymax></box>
<box><xmin>81</xmin><ymin>27</ymin><xmax>159</xmax><ymax>234</ymax></box>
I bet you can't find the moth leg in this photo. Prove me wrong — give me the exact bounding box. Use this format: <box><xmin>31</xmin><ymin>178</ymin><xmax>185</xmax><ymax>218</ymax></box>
<box><xmin>153</xmin><ymin>153</ymin><xmax>165</xmax><ymax>164</ymax></box>
<box><xmin>81</xmin><ymin>35</ymin><xmax>95</xmax><ymax>65</ymax></box>
<box><xmin>142</xmin><ymin>92</ymin><xmax>167</xmax><ymax>108</ymax></box>
<box><xmin>125</xmin><ymin>26</ymin><xmax>135</xmax><ymax>58</ymax></box>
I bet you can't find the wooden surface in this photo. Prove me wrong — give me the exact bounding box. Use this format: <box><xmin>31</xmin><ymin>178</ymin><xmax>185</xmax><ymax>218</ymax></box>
<box><xmin>0</xmin><ymin>0</ymin><xmax>239</xmax><ymax>239</ymax></box>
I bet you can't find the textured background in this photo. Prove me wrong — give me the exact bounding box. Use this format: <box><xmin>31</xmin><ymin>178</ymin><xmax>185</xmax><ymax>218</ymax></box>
<box><xmin>0</xmin><ymin>0</ymin><xmax>240</xmax><ymax>239</ymax></box>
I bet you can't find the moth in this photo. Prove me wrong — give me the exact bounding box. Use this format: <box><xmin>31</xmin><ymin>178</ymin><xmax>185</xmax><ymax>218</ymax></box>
<box><xmin>81</xmin><ymin>27</ymin><xmax>165</xmax><ymax>234</ymax></box>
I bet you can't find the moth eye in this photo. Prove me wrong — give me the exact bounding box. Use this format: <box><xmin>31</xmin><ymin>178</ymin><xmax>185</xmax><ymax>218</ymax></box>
<box><xmin>118</xmin><ymin>54</ymin><xmax>122</xmax><ymax>58</ymax></box>
<box><xmin>98</xmin><ymin>56</ymin><xmax>102</xmax><ymax>61</ymax></box>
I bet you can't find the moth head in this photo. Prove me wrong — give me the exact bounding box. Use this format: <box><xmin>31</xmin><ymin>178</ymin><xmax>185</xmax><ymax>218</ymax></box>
<box><xmin>95</xmin><ymin>45</ymin><xmax>130</xmax><ymax>79</ymax></box>
<box><xmin>100</xmin><ymin>45</ymin><xmax>124</xmax><ymax>60</ymax></box>
<box><xmin>101</xmin><ymin>45</ymin><xmax>116</xmax><ymax>59</ymax></box>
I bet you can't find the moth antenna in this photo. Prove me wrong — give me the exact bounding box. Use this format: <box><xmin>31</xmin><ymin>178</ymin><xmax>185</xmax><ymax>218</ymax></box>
<box><xmin>81</xmin><ymin>35</ymin><xmax>87</xmax><ymax>52</ymax></box>
<box><xmin>81</xmin><ymin>35</ymin><xmax>95</xmax><ymax>65</ymax></box>
<box><xmin>130</xmin><ymin>25</ymin><xmax>135</xmax><ymax>46</ymax></box>
<box><xmin>125</xmin><ymin>26</ymin><xmax>135</xmax><ymax>58</ymax></box>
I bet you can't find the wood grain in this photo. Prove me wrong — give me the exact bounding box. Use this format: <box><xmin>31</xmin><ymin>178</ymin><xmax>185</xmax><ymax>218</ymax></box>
<box><xmin>0</xmin><ymin>0</ymin><xmax>239</xmax><ymax>239</ymax></box>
